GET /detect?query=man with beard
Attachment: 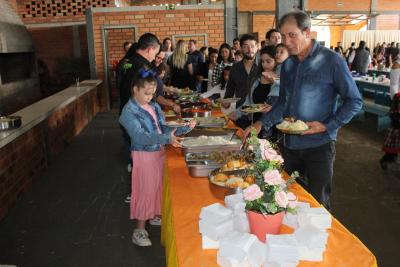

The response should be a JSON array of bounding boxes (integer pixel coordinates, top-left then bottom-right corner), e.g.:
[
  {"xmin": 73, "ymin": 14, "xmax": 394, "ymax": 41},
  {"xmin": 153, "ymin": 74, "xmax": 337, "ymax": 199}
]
[
  {"xmin": 243, "ymin": 11, "xmax": 362, "ymax": 210},
  {"xmin": 224, "ymin": 34, "xmax": 259, "ymax": 109}
]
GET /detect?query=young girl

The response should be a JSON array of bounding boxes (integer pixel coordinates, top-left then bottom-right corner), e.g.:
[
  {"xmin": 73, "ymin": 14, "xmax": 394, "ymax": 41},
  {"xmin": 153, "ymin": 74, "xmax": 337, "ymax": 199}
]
[
  {"xmin": 200, "ymin": 66, "xmax": 231, "ymax": 100},
  {"xmin": 380, "ymin": 92, "xmax": 400, "ymax": 170},
  {"xmin": 119, "ymin": 70, "xmax": 195, "ymax": 246},
  {"xmin": 233, "ymin": 46, "xmax": 278, "ymax": 128}
]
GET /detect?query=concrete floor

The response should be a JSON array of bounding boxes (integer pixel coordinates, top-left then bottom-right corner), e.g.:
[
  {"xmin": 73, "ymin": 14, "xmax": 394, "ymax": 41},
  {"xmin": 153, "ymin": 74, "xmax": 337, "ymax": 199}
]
[{"xmin": 0, "ymin": 111, "xmax": 398, "ymax": 267}]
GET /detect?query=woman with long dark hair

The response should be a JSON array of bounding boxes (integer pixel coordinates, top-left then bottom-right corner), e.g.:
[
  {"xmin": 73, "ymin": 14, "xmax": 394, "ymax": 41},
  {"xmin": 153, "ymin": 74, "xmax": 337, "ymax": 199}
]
[{"xmin": 211, "ymin": 43, "xmax": 234, "ymax": 86}]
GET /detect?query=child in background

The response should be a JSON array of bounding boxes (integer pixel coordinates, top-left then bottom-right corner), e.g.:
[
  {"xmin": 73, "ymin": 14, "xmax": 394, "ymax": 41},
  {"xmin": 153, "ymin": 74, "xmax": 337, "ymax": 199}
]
[
  {"xmin": 234, "ymin": 50, "xmax": 243, "ymax": 62},
  {"xmin": 380, "ymin": 93, "xmax": 400, "ymax": 170},
  {"xmin": 119, "ymin": 70, "xmax": 195, "ymax": 246},
  {"xmin": 200, "ymin": 66, "xmax": 231, "ymax": 100}
]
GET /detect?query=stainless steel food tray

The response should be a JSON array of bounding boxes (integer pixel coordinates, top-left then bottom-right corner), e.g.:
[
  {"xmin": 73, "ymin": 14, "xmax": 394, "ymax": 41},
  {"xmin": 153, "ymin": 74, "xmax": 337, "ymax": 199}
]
[
  {"xmin": 185, "ymin": 128, "xmax": 236, "ymax": 138},
  {"xmin": 186, "ymin": 160, "xmax": 221, "ymax": 177},
  {"xmin": 182, "ymin": 137, "xmax": 243, "ymax": 154}
]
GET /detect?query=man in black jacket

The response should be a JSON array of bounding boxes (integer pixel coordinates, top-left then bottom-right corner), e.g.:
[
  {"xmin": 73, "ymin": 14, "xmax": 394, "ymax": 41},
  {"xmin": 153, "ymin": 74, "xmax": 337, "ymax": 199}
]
[{"xmin": 119, "ymin": 33, "xmax": 160, "ymax": 113}]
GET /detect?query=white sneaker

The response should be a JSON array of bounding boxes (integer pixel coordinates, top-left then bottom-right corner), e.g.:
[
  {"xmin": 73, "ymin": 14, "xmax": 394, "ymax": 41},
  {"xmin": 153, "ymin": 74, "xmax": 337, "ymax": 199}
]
[
  {"xmin": 132, "ymin": 229, "xmax": 151, "ymax": 246},
  {"xmin": 124, "ymin": 194, "xmax": 131, "ymax": 203},
  {"xmin": 149, "ymin": 217, "xmax": 162, "ymax": 226}
]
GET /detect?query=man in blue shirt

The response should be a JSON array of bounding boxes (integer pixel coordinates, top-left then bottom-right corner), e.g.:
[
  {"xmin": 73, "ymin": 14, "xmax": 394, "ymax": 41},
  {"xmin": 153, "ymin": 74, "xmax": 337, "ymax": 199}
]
[{"xmin": 244, "ymin": 11, "xmax": 363, "ymax": 210}]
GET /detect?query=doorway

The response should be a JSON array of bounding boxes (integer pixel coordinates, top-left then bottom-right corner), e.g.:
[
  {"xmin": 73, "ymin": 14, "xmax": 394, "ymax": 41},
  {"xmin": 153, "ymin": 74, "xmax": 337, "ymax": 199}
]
[{"xmin": 101, "ymin": 25, "xmax": 137, "ymax": 108}]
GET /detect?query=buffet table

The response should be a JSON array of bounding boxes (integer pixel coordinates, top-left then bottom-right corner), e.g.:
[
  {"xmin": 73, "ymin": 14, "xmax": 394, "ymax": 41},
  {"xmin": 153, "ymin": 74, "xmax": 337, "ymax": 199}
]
[{"xmin": 161, "ymin": 146, "xmax": 378, "ymax": 267}]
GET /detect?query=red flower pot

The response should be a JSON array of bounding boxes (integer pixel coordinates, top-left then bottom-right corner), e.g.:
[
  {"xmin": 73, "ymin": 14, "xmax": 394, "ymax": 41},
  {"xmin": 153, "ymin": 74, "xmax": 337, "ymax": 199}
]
[{"xmin": 247, "ymin": 210, "xmax": 285, "ymax": 243}]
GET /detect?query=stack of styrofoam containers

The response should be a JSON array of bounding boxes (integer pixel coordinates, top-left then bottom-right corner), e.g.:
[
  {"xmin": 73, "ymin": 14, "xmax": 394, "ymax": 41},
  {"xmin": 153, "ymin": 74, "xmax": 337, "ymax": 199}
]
[
  {"xmin": 199, "ymin": 203, "xmax": 234, "ymax": 249},
  {"xmin": 264, "ymin": 234, "xmax": 299, "ymax": 266},
  {"xmin": 224, "ymin": 193, "xmax": 250, "ymax": 233},
  {"xmin": 295, "ymin": 207, "xmax": 331, "ymax": 261},
  {"xmin": 217, "ymin": 231, "xmax": 266, "ymax": 267}
]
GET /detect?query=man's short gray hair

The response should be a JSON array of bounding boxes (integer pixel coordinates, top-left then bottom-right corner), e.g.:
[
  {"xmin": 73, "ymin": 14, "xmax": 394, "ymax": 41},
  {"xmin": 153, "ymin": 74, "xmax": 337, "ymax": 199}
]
[{"xmin": 278, "ymin": 11, "xmax": 311, "ymax": 31}]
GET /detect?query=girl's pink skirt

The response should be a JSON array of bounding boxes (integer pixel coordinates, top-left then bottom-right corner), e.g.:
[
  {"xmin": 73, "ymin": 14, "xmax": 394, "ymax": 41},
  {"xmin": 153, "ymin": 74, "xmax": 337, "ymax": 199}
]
[{"xmin": 130, "ymin": 148, "xmax": 165, "ymax": 221}]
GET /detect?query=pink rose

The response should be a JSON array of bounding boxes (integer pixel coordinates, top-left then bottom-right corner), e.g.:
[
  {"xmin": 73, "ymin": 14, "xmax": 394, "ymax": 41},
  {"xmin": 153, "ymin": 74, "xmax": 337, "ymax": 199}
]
[
  {"xmin": 258, "ymin": 138, "xmax": 270, "ymax": 148},
  {"xmin": 275, "ymin": 191, "xmax": 289, "ymax": 208},
  {"xmin": 264, "ymin": 170, "xmax": 285, "ymax": 185},
  {"xmin": 287, "ymin": 192, "xmax": 298, "ymax": 209},
  {"xmin": 271, "ymin": 154, "xmax": 284, "ymax": 164},
  {"xmin": 243, "ymin": 184, "xmax": 263, "ymax": 201}
]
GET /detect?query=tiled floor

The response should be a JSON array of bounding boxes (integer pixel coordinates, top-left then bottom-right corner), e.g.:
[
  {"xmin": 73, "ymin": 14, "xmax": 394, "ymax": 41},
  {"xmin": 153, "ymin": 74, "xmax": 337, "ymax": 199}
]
[{"xmin": 0, "ymin": 111, "xmax": 398, "ymax": 267}]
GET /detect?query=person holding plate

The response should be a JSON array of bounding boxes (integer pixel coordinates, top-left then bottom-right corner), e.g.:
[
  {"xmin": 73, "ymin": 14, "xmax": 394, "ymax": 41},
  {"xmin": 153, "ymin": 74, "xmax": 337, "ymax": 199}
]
[{"xmin": 243, "ymin": 11, "xmax": 362, "ymax": 210}]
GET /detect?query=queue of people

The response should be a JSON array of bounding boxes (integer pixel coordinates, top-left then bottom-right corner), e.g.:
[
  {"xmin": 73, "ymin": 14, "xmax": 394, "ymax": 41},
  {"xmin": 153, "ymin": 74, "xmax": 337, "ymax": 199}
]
[{"xmin": 116, "ymin": 10, "xmax": 367, "ymax": 247}]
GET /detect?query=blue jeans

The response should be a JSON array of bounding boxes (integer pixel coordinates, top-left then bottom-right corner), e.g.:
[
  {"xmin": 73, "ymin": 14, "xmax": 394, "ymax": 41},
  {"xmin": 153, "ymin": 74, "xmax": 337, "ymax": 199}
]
[{"xmin": 282, "ymin": 141, "xmax": 336, "ymax": 210}]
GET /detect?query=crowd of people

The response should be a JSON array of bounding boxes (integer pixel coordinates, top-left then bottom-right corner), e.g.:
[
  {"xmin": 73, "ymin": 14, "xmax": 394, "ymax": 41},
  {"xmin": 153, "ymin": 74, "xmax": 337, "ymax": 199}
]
[{"xmin": 115, "ymin": 11, "xmax": 400, "ymax": 248}]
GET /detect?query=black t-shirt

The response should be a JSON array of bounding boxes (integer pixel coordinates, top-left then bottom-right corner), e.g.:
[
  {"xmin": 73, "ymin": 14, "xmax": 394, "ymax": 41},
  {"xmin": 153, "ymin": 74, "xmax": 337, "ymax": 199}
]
[
  {"xmin": 119, "ymin": 53, "xmax": 151, "ymax": 113},
  {"xmin": 252, "ymin": 82, "xmax": 272, "ymax": 121},
  {"xmin": 167, "ymin": 55, "xmax": 192, "ymax": 89},
  {"xmin": 252, "ymin": 82, "xmax": 272, "ymax": 104}
]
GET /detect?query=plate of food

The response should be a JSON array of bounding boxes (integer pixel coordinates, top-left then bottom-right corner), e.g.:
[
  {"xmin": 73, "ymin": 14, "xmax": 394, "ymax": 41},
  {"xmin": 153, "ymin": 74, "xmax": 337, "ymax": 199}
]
[
  {"xmin": 209, "ymin": 169, "xmax": 256, "ymax": 189},
  {"xmin": 165, "ymin": 119, "xmax": 188, "ymax": 127},
  {"xmin": 276, "ymin": 117, "xmax": 309, "ymax": 134},
  {"xmin": 164, "ymin": 110, "xmax": 177, "ymax": 118},
  {"xmin": 240, "ymin": 103, "xmax": 271, "ymax": 114}
]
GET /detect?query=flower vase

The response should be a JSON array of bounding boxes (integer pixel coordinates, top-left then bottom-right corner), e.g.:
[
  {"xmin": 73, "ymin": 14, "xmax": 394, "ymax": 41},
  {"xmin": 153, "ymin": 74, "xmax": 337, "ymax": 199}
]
[{"xmin": 247, "ymin": 210, "xmax": 285, "ymax": 242}]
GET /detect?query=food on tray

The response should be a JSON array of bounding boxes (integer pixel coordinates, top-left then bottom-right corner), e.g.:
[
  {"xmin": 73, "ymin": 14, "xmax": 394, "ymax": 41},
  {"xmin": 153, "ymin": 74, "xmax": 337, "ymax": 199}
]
[
  {"xmin": 195, "ymin": 117, "xmax": 225, "ymax": 125},
  {"xmin": 226, "ymin": 177, "xmax": 245, "ymax": 188},
  {"xmin": 165, "ymin": 119, "xmax": 187, "ymax": 127},
  {"xmin": 220, "ymin": 160, "xmax": 248, "ymax": 171},
  {"xmin": 164, "ymin": 110, "xmax": 176, "ymax": 117},
  {"xmin": 182, "ymin": 136, "xmax": 240, "ymax": 147},
  {"xmin": 240, "ymin": 103, "xmax": 271, "ymax": 113},
  {"xmin": 210, "ymin": 172, "xmax": 254, "ymax": 189},
  {"xmin": 214, "ymin": 173, "xmax": 229, "ymax": 182},
  {"xmin": 276, "ymin": 117, "xmax": 309, "ymax": 133}
]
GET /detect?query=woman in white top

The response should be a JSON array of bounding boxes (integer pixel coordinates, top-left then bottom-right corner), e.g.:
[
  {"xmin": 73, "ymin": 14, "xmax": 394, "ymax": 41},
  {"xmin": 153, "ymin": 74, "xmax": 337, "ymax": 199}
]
[{"xmin": 390, "ymin": 48, "xmax": 400, "ymax": 99}]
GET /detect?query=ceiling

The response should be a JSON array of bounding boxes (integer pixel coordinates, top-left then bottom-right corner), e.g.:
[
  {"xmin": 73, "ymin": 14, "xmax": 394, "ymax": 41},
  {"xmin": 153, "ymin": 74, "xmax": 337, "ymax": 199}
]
[{"xmin": 311, "ymin": 14, "xmax": 374, "ymax": 26}]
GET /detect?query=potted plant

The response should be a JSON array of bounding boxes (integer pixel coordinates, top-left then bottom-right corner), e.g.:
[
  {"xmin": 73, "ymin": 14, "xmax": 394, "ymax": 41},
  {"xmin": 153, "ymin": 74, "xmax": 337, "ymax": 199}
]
[{"xmin": 242, "ymin": 128, "xmax": 298, "ymax": 242}]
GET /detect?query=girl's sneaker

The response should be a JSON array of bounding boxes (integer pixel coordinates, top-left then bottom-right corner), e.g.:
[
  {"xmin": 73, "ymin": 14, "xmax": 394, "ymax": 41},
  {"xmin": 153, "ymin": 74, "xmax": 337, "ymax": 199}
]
[
  {"xmin": 149, "ymin": 217, "xmax": 162, "ymax": 226},
  {"xmin": 132, "ymin": 229, "xmax": 151, "ymax": 246}
]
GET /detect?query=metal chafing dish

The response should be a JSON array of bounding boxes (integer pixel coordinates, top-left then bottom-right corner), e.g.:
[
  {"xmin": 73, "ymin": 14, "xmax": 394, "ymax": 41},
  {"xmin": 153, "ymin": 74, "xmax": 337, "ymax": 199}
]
[
  {"xmin": 0, "ymin": 116, "xmax": 22, "ymax": 131},
  {"xmin": 181, "ymin": 136, "xmax": 243, "ymax": 154},
  {"xmin": 185, "ymin": 128, "xmax": 236, "ymax": 138},
  {"xmin": 186, "ymin": 160, "xmax": 222, "ymax": 177},
  {"xmin": 185, "ymin": 151, "xmax": 246, "ymax": 178}
]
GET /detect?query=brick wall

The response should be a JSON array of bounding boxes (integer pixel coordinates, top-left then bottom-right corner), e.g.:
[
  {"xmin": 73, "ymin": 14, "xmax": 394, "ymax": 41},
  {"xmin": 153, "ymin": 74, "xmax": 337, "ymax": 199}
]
[
  {"xmin": 90, "ymin": 6, "xmax": 225, "ymax": 83},
  {"xmin": 252, "ymin": 14, "xmax": 275, "ymax": 42},
  {"xmin": 17, "ymin": 0, "xmax": 114, "ymax": 24},
  {"xmin": 0, "ymin": 83, "xmax": 103, "ymax": 220},
  {"xmin": 30, "ymin": 26, "xmax": 75, "ymax": 75}
]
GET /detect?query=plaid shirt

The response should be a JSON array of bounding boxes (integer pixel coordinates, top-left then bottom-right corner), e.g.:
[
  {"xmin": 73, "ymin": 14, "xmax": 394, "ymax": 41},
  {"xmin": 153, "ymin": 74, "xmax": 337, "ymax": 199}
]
[{"xmin": 211, "ymin": 61, "xmax": 233, "ymax": 87}]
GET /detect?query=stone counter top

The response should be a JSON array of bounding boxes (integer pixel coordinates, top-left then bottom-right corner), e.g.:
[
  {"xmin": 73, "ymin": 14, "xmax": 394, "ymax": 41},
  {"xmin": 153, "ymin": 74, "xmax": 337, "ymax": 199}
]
[{"xmin": 0, "ymin": 80, "xmax": 102, "ymax": 149}]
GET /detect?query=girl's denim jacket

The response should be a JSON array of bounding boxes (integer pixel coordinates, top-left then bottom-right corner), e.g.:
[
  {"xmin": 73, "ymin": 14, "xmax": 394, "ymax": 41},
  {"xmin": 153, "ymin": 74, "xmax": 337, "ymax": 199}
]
[{"xmin": 119, "ymin": 98, "xmax": 191, "ymax": 151}]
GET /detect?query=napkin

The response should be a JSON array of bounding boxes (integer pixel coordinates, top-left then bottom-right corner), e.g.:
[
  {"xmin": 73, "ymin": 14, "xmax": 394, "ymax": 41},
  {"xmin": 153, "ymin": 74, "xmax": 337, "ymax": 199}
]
[
  {"xmin": 200, "ymin": 203, "xmax": 233, "ymax": 221},
  {"xmin": 294, "ymin": 225, "xmax": 328, "ymax": 248},
  {"xmin": 199, "ymin": 216, "xmax": 234, "ymax": 241},
  {"xmin": 217, "ymin": 251, "xmax": 251, "ymax": 267},
  {"xmin": 265, "ymin": 234, "xmax": 299, "ymax": 263},
  {"xmin": 298, "ymin": 245, "xmax": 325, "ymax": 261},
  {"xmin": 298, "ymin": 207, "xmax": 331, "ymax": 230},
  {"xmin": 219, "ymin": 232, "xmax": 258, "ymax": 262},
  {"xmin": 232, "ymin": 212, "xmax": 250, "ymax": 233},
  {"xmin": 247, "ymin": 238, "xmax": 266, "ymax": 267},
  {"xmin": 202, "ymin": 234, "xmax": 219, "ymax": 249},
  {"xmin": 225, "ymin": 193, "xmax": 246, "ymax": 214}
]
